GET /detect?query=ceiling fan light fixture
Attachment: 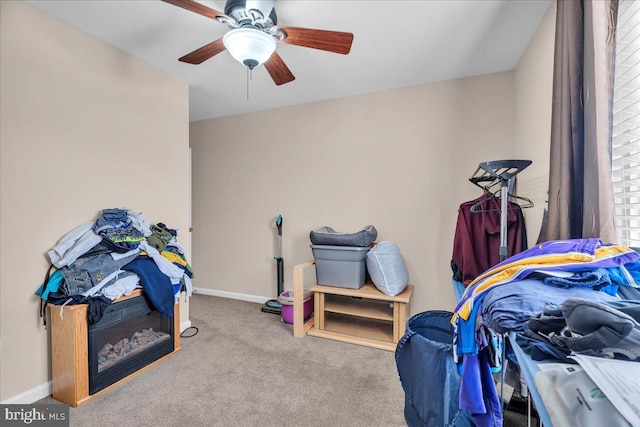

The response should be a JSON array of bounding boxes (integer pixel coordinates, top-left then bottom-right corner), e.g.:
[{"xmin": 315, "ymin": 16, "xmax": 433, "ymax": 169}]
[{"xmin": 223, "ymin": 28, "xmax": 276, "ymax": 69}]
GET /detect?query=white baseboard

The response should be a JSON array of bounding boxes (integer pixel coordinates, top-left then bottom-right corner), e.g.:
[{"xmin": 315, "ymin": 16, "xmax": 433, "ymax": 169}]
[
  {"xmin": 193, "ymin": 287, "xmax": 271, "ymax": 304},
  {"xmin": 1, "ymin": 381, "xmax": 52, "ymax": 404},
  {"xmin": 180, "ymin": 320, "xmax": 192, "ymax": 333}
]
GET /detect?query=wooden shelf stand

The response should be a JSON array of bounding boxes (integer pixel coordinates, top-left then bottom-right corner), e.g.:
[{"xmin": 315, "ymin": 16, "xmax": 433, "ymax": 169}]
[
  {"xmin": 50, "ymin": 289, "xmax": 181, "ymax": 407},
  {"xmin": 293, "ymin": 260, "xmax": 413, "ymax": 351}
]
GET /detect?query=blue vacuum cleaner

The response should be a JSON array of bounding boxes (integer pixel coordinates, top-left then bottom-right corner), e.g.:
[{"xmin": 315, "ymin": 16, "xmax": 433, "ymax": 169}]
[{"xmin": 262, "ymin": 214, "xmax": 284, "ymax": 315}]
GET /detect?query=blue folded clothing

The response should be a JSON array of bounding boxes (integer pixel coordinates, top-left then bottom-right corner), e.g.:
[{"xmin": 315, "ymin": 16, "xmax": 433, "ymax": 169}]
[
  {"xmin": 542, "ymin": 268, "xmax": 617, "ymax": 295},
  {"xmin": 481, "ymin": 278, "xmax": 619, "ymax": 334}
]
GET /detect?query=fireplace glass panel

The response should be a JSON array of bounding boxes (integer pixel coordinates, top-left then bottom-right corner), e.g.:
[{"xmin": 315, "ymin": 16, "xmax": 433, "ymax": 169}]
[{"xmin": 88, "ymin": 296, "xmax": 174, "ymax": 395}]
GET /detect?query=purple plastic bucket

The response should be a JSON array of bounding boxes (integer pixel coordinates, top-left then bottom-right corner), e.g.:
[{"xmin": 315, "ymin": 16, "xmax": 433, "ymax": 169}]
[{"xmin": 279, "ymin": 291, "xmax": 313, "ymax": 324}]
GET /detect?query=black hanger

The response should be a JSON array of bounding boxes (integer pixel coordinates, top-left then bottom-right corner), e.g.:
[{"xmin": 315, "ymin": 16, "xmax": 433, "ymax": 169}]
[
  {"xmin": 469, "ymin": 160, "xmax": 534, "ymax": 213},
  {"xmin": 470, "ymin": 190, "xmax": 534, "ymax": 213},
  {"xmin": 469, "ymin": 160, "xmax": 532, "ymax": 190}
]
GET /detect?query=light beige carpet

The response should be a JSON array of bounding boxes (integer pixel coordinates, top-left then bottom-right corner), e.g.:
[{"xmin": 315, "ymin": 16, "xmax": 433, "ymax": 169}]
[{"xmin": 39, "ymin": 293, "xmax": 407, "ymax": 427}]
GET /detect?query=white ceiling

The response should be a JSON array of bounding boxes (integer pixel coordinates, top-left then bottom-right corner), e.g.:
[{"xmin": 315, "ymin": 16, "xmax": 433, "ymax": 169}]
[{"xmin": 26, "ymin": 0, "xmax": 552, "ymax": 121}]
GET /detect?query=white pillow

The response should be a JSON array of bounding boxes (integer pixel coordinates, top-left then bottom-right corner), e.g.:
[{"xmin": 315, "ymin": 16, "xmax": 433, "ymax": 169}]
[{"xmin": 366, "ymin": 241, "xmax": 409, "ymax": 296}]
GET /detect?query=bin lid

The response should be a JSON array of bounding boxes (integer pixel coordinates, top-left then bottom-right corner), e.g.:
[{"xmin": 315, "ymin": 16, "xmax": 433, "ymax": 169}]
[{"xmin": 277, "ymin": 290, "xmax": 313, "ymax": 305}]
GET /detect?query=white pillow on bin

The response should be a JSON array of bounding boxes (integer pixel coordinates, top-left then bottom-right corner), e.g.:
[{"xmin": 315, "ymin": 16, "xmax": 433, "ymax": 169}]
[{"xmin": 366, "ymin": 241, "xmax": 409, "ymax": 296}]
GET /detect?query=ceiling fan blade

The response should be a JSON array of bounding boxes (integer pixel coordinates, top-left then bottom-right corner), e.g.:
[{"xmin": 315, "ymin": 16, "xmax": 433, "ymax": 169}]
[
  {"xmin": 178, "ymin": 38, "xmax": 226, "ymax": 64},
  {"xmin": 245, "ymin": 0, "xmax": 275, "ymax": 20},
  {"xmin": 161, "ymin": 0, "xmax": 229, "ymax": 22},
  {"xmin": 264, "ymin": 52, "xmax": 295, "ymax": 85},
  {"xmin": 278, "ymin": 26, "xmax": 354, "ymax": 55}
]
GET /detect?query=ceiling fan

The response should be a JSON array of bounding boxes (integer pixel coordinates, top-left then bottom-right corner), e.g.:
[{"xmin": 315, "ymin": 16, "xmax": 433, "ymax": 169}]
[{"xmin": 162, "ymin": 0, "xmax": 354, "ymax": 85}]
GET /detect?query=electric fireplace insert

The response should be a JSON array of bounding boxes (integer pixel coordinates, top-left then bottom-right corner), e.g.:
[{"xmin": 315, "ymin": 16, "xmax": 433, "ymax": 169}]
[{"xmin": 88, "ymin": 295, "xmax": 174, "ymax": 395}]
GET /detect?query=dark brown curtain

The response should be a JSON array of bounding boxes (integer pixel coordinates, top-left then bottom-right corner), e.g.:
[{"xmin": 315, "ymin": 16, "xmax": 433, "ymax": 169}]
[{"xmin": 539, "ymin": 0, "xmax": 619, "ymax": 243}]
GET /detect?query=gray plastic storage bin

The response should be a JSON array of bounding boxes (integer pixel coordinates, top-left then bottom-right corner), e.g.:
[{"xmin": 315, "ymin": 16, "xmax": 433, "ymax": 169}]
[{"xmin": 311, "ymin": 244, "xmax": 371, "ymax": 289}]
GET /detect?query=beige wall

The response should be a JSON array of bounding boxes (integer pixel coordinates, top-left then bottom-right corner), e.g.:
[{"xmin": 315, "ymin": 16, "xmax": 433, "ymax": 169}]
[
  {"xmin": 0, "ymin": 2, "xmax": 190, "ymax": 401},
  {"xmin": 514, "ymin": 1, "xmax": 556, "ymax": 246},
  {"xmin": 190, "ymin": 71, "xmax": 516, "ymax": 314},
  {"xmin": 189, "ymin": 2, "xmax": 556, "ymax": 318}
]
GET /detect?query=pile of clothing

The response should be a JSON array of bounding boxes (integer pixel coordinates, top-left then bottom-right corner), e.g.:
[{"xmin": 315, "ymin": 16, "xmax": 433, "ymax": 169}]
[
  {"xmin": 36, "ymin": 208, "xmax": 193, "ymax": 325},
  {"xmin": 451, "ymin": 238, "xmax": 640, "ymax": 427}
]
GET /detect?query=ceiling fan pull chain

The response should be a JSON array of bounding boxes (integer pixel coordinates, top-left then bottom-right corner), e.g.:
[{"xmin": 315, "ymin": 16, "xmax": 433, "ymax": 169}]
[{"xmin": 246, "ymin": 66, "xmax": 250, "ymax": 100}]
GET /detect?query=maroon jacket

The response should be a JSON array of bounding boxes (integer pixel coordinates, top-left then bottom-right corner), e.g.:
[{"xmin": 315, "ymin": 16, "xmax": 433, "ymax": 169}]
[{"xmin": 452, "ymin": 193, "xmax": 528, "ymax": 286}]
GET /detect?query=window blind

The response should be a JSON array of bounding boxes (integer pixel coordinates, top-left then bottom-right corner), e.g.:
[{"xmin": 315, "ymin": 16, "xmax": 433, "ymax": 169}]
[{"xmin": 612, "ymin": 0, "xmax": 640, "ymax": 247}]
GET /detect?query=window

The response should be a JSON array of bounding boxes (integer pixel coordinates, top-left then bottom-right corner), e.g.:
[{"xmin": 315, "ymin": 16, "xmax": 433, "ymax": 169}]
[{"xmin": 612, "ymin": 0, "xmax": 640, "ymax": 247}]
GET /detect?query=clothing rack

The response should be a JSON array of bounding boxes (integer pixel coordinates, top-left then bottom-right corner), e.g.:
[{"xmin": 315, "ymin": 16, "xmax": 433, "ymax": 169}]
[
  {"xmin": 469, "ymin": 160, "xmax": 532, "ymax": 418},
  {"xmin": 469, "ymin": 160, "xmax": 532, "ymax": 262}
]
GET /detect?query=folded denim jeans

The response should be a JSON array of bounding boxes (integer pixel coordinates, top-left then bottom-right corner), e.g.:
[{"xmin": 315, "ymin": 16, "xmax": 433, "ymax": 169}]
[{"xmin": 59, "ymin": 251, "xmax": 139, "ymax": 297}]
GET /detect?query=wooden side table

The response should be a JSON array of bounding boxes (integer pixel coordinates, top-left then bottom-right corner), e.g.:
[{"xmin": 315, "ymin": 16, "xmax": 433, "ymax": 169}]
[{"xmin": 292, "ymin": 260, "xmax": 413, "ymax": 351}]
